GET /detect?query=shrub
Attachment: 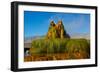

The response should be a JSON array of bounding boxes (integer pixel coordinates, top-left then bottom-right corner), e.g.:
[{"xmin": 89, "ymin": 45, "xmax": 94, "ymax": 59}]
[
  {"xmin": 30, "ymin": 38, "xmax": 69, "ymax": 55},
  {"xmin": 66, "ymin": 39, "xmax": 90, "ymax": 58},
  {"xmin": 30, "ymin": 38, "xmax": 90, "ymax": 59}
]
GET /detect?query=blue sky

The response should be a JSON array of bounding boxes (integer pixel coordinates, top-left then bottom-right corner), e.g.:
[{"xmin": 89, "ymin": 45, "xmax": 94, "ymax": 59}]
[{"xmin": 24, "ymin": 11, "xmax": 90, "ymax": 38}]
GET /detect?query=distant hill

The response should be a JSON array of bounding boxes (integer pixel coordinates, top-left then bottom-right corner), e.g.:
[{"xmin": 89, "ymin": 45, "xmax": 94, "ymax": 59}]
[
  {"xmin": 71, "ymin": 33, "xmax": 90, "ymax": 40},
  {"xmin": 24, "ymin": 36, "xmax": 44, "ymax": 48},
  {"xmin": 24, "ymin": 36, "xmax": 45, "ymax": 43}
]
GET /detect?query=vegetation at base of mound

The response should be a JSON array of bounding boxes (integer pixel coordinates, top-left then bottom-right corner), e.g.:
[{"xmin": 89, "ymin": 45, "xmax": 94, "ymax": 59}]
[
  {"xmin": 29, "ymin": 38, "xmax": 90, "ymax": 59},
  {"xmin": 30, "ymin": 38, "xmax": 69, "ymax": 54}
]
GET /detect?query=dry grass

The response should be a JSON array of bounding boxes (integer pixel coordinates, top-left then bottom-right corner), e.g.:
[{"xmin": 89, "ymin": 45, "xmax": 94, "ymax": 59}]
[{"xmin": 24, "ymin": 39, "xmax": 90, "ymax": 62}]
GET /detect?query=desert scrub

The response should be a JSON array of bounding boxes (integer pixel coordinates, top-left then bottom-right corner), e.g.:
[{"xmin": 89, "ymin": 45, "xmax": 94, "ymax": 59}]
[
  {"xmin": 66, "ymin": 39, "xmax": 90, "ymax": 59},
  {"xmin": 30, "ymin": 38, "xmax": 69, "ymax": 55},
  {"xmin": 47, "ymin": 38, "xmax": 69, "ymax": 54},
  {"xmin": 30, "ymin": 38, "xmax": 90, "ymax": 59}
]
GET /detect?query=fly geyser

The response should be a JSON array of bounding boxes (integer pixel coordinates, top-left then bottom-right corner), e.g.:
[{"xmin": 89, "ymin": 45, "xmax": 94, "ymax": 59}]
[
  {"xmin": 46, "ymin": 20, "xmax": 70, "ymax": 39},
  {"xmin": 24, "ymin": 20, "xmax": 90, "ymax": 62}
]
